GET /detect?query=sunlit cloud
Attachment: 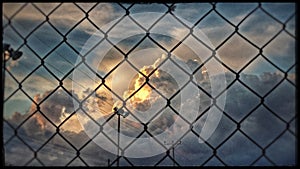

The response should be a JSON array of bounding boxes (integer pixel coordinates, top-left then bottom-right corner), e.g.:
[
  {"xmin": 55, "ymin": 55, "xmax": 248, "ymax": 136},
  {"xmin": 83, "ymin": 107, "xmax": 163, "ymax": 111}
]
[{"xmin": 3, "ymin": 2, "xmax": 296, "ymax": 166}]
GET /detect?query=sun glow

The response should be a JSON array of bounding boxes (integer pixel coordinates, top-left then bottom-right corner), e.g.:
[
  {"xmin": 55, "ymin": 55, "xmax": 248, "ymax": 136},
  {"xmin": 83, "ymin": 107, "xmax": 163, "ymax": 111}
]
[
  {"xmin": 132, "ymin": 69, "xmax": 152, "ymax": 103},
  {"xmin": 123, "ymin": 54, "xmax": 166, "ymax": 106}
]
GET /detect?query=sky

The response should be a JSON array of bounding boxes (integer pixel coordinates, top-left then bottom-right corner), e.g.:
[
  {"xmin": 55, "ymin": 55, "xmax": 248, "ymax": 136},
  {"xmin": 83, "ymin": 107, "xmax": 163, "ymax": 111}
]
[{"xmin": 2, "ymin": 2, "xmax": 296, "ymax": 166}]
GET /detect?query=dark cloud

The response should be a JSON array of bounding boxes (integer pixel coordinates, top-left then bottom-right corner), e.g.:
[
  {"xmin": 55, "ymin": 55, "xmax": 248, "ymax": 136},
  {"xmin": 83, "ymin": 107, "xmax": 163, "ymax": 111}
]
[
  {"xmin": 240, "ymin": 72, "xmax": 283, "ymax": 96},
  {"xmin": 132, "ymin": 100, "xmax": 151, "ymax": 112},
  {"xmin": 170, "ymin": 71, "xmax": 295, "ymax": 166},
  {"xmin": 37, "ymin": 90, "xmax": 76, "ymax": 124},
  {"xmin": 4, "ymin": 71, "xmax": 295, "ymax": 166},
  {"xmin": 150, "ymin": 70, "xmax": 179, "ymax": 98},
  {"xmin": 239, "ymin": 9, "xmax": 282, "ymax": 47}
]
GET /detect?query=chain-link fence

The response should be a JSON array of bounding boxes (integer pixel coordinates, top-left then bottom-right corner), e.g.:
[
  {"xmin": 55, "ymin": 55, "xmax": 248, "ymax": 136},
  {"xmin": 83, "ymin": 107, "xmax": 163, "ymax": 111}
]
[{"xmin": 2, "ymin": 2, "xmax": 297, "ymax": 166}]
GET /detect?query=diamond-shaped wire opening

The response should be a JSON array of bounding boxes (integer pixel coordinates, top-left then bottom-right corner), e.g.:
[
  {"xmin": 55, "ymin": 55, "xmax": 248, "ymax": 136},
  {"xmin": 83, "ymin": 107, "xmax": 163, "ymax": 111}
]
[
  {"xmin": 66, "ymin": 19, "xmax": 105, "ymax": 55},
  {"xmin": 48, "ymin": 3, "xmax": 85, "ymax": 35},
  {"xmin": 240, "ymin": 106, "xmax": 286, "ymax": 148},
  {"xmin": 217, "ymin": 34, "xmax": 258, "ymax": 72},
  {"xmin": 85, "ymin": 39, "xmax": 124, "ymax": 78},
  {"xmin": 196, "ymin": 109, "xmax": 237, "ymax": 148},
  {"xmin": 37, "ymin": 134, "xmax": 77, "ymax": 166},
  {"xmin": 194, "ymin": 11, "xmax": 235, "ymax": 47},
  {"xmin": 239, "ymin": 9, "xmax": 282, "ymax": 47},
  {"xmin": 217, "ymin": 131, "xmax": 261, "ymax": 166},
  {"xmin": 220, "ymin": 81, "xmax": 260, "ymax": 122},
  {"xmin": 172, "ymin": 81, "xmax": 212, "ymax": 122},
  {"xmin": 107, "ymin": 18, "xmax": 145, "ymax": 54},
  {"xmin": 171, "ymin": 36, "xmax": 212, "ymax": 73},
  {"xmin": 11, "ymin": 3, "xmax": 45, "ymax": 37},
  {"xmin": 27, "ymin": 22, "xmax": 63, "ymax": 57},
  {"xmin": 239, "ymin": 56, "xmax": 284, "ymax": 97},
  {"xmin": 263, "ymin": 31, "xmax": 295, "ymax": 72},
  {"xmin": 264, "ymin": 80, "xmax": 295, "ymax": 122},
  {"xmin": 21, "ymin": 67, "xmax": 59, "ymax": 104},
  {"xmin": 44, "ymin": 43, "xmax": 78, "ymax": 80}
]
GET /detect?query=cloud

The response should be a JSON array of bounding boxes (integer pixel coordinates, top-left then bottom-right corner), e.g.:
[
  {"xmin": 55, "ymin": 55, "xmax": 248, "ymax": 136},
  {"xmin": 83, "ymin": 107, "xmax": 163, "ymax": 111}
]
[
  {"xmin": 240, "ymin": 72, "xmax": 284, "ymax": 96},
  {"xmin": 5, "ymin": 69, "xmax": 296, "ymax": 166},
  {"xmin": 3, "ymin": 3, "xmax": 122, "ymax": 35},
  {"xmin": 216, "ymin": 3, "xmax": 258, "ymax": 25},
  {"xmin": 6, "ymin": 89, "xmax": 79, "ymax": 132},
  {"xmin": 4, "ymin": 88, "xmax": 117, "ymax": 166},
  {"xmin": 3, "ymin": 2, "xmax": 296, "ymax": 166},
  {"xmin": 217, "ymin": 34, "xmax": 258, "ymax": 72},
  {"xmin": 239, "ymin": 9, "xmax": 282, "ymax": 47}
]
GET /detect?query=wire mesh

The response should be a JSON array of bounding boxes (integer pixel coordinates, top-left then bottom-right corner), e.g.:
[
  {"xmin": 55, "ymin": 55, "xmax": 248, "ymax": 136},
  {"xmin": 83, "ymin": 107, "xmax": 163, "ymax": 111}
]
[{"xmin": 2, "ymin": 2, "xmax": 297, "ymax": 166}]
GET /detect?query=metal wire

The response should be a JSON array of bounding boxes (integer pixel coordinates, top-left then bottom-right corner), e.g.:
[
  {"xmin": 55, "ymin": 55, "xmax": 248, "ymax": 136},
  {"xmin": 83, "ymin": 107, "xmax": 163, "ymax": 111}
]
[{"xmin": 2, "ymin": 2, "xmax": 297, "ymax": 166}]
